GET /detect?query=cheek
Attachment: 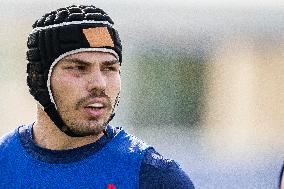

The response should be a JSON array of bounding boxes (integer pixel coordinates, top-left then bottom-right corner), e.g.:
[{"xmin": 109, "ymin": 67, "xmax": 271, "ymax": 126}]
[
  {"xmin": 51, "ymin": 74, "xmax": 85, "ymax": 102},
  {"xmin": 107, "ymin": 75, "xmax": 121, "ymax": 94}
]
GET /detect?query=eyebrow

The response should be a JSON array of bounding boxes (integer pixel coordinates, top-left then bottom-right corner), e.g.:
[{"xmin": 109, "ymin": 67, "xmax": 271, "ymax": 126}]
[{"xmin": 63, "ymin": 58, "xmax": 119, "ymax": 66}]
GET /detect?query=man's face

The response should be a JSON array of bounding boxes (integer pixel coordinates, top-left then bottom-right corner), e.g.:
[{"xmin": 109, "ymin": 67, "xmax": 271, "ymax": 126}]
[{"xmin": 50, "ymin": 51, "xmax": 121, "ymax": 136}]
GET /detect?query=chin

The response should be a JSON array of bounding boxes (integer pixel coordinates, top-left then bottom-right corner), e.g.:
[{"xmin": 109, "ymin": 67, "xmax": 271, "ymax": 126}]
[{"xmin": 64, "ymin": 119, "xmax": 107, "ymax": 137}]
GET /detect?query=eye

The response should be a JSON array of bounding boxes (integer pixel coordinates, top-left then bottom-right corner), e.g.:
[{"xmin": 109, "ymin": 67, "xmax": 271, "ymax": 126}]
[
  {"xmin": 75, "ymin": 65, "xmax": 86, "ymax": 70},
  {"xmin": 102, "ymin": 65, "xmax": 119, "ymax": 72},
  {"xmin": 65, "ymin": 65, "xmax": 86, "ymax": 71}
]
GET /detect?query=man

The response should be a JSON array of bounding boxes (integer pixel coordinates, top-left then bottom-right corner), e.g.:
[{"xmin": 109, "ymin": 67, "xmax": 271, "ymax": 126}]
[{"xmin": 0, "ymin": 5, "xmax": 195, "ymax": 189}]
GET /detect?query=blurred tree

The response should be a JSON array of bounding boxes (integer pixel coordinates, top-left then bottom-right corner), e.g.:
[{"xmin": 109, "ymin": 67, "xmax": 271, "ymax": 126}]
[{"xmin": 129, "ymin": 53, "xmax": 206, "ymax": 127}]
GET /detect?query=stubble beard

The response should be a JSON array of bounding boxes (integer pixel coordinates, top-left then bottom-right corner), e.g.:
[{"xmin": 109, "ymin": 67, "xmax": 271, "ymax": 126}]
[
  {"xmin": 61, "ymin": 109, "xmax": 113, "ymax": 137},
  {"xmin": 55, "ymin": 93, "xmax": 118, "ymax": 137}
]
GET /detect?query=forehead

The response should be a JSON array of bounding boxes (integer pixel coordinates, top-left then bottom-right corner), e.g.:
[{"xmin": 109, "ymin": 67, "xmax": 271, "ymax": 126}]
[{"xmin": 60, "ymin": 51, "xmax": 118, "ymax": 64}]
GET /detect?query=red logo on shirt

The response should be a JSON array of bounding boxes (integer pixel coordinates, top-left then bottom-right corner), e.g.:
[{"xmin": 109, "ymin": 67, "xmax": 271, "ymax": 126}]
[{"xmin": 108, "ymin": 184, "xmax": 117, "ymax": 189}]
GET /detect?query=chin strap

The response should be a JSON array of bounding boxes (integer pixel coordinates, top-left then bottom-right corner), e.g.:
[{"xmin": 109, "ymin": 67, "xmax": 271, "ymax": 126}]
[
  {"xmin": 44, "ymin": 104, "xmax": 117, "ymax": 138},
  {"xmin": 102, "ymin": 93, "xmax": 119, "ymax": 138},
  {"xmin": 44, "ymin": 102, "xmax": 85, "ymax": 137},
  {"xmin": 103, "ymin": 127, "xmax": 110, "ymax": 139}
]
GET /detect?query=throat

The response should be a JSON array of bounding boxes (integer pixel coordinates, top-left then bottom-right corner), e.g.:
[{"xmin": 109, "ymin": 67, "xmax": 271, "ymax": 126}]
[
  {"xmin": 33, "ymin": 121, "xmax": 103, "ymax": 151},
  {"xmin": 34, "ymin": 105, "xmax": 104, "ymax": 150}
]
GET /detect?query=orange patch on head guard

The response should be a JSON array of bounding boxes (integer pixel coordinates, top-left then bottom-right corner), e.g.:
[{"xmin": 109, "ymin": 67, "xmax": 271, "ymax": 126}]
[{"xmin": 83, "ymin": 27, "xmax": 114, "ymax": 48}]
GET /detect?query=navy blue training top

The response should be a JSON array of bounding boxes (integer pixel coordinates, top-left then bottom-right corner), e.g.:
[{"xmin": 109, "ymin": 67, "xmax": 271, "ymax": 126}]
[{"xmin": 0, "ymin": 124, "xmax": 195, "ymax": 189}]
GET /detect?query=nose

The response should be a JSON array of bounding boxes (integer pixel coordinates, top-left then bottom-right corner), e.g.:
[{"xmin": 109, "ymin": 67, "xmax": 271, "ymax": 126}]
[{"xmin": 86, "ymin": 68, "xmax": 107, "ymax": 93}]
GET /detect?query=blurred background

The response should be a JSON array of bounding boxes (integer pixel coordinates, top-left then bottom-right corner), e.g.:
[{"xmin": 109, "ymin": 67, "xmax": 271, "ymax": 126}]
[{"xmin": 0, "ymin": 0, "xmax": 283, "ymax": 188}]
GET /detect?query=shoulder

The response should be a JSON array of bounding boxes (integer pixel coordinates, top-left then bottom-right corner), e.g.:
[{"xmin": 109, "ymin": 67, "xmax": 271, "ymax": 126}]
[
  {"xmin": 111, "ymin": 127, "xmax": 150, "ymax": 153},
  {"xmin": 139, "ymin": 148, "xmax": 195, "ymax": 189}
]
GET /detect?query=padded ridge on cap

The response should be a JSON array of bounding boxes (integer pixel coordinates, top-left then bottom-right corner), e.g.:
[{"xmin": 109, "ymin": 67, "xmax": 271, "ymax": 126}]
[
  {"xmin": 54, "ymin": 10, "xmax": 68, "ymax": 24},
  {"xmin": 44, "ymin": 14, "xmax": 56, "ymax": 26},
  {"xmin": 67, "ymin": 13, "xmax": 85, "ymax": 21},
  {"xmin": 32, "ymin": 5, "xmax": 111, "ymax": 29},
  {"xmin": 68, "ymin": 7, "xmax": 83, "ymax": 13},
  {"xmin": 83, "ymin": 7, "xmax": 99, "ymax": 13},
  {"xmin": 27, "ymin": 32, "xmax": 38, "ymax": 48}
]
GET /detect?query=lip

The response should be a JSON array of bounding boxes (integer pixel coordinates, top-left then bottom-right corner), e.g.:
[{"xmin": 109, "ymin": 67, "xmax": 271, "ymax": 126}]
[
  {"xmin": 82, "ymin": 97, "xmax": 109, "ymax": 117},
  {"xmin": 84, "ymin": 106, "xmax": 107, "ymax": 117}
]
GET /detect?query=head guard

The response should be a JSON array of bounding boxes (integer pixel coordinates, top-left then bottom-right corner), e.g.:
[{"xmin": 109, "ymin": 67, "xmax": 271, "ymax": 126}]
[{"xmin": 26, "ymin": 5, "xmax": 122, "ymax": 137}]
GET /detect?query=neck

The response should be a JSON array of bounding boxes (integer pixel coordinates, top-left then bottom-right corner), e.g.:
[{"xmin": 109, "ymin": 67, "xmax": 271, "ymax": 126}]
[{"xmin": 33, "ymin": 104, "xmax": 104, "ymax": 150}]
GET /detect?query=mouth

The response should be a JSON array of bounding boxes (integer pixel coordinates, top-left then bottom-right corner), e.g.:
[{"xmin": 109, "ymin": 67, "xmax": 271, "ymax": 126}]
[
  {"xmin": 86, "ymin": 102, "xmax": 105, "ymax": 109},
  {"xmin": 83, "ymin": 100, "xmax": 109, "ymax": 117}
]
